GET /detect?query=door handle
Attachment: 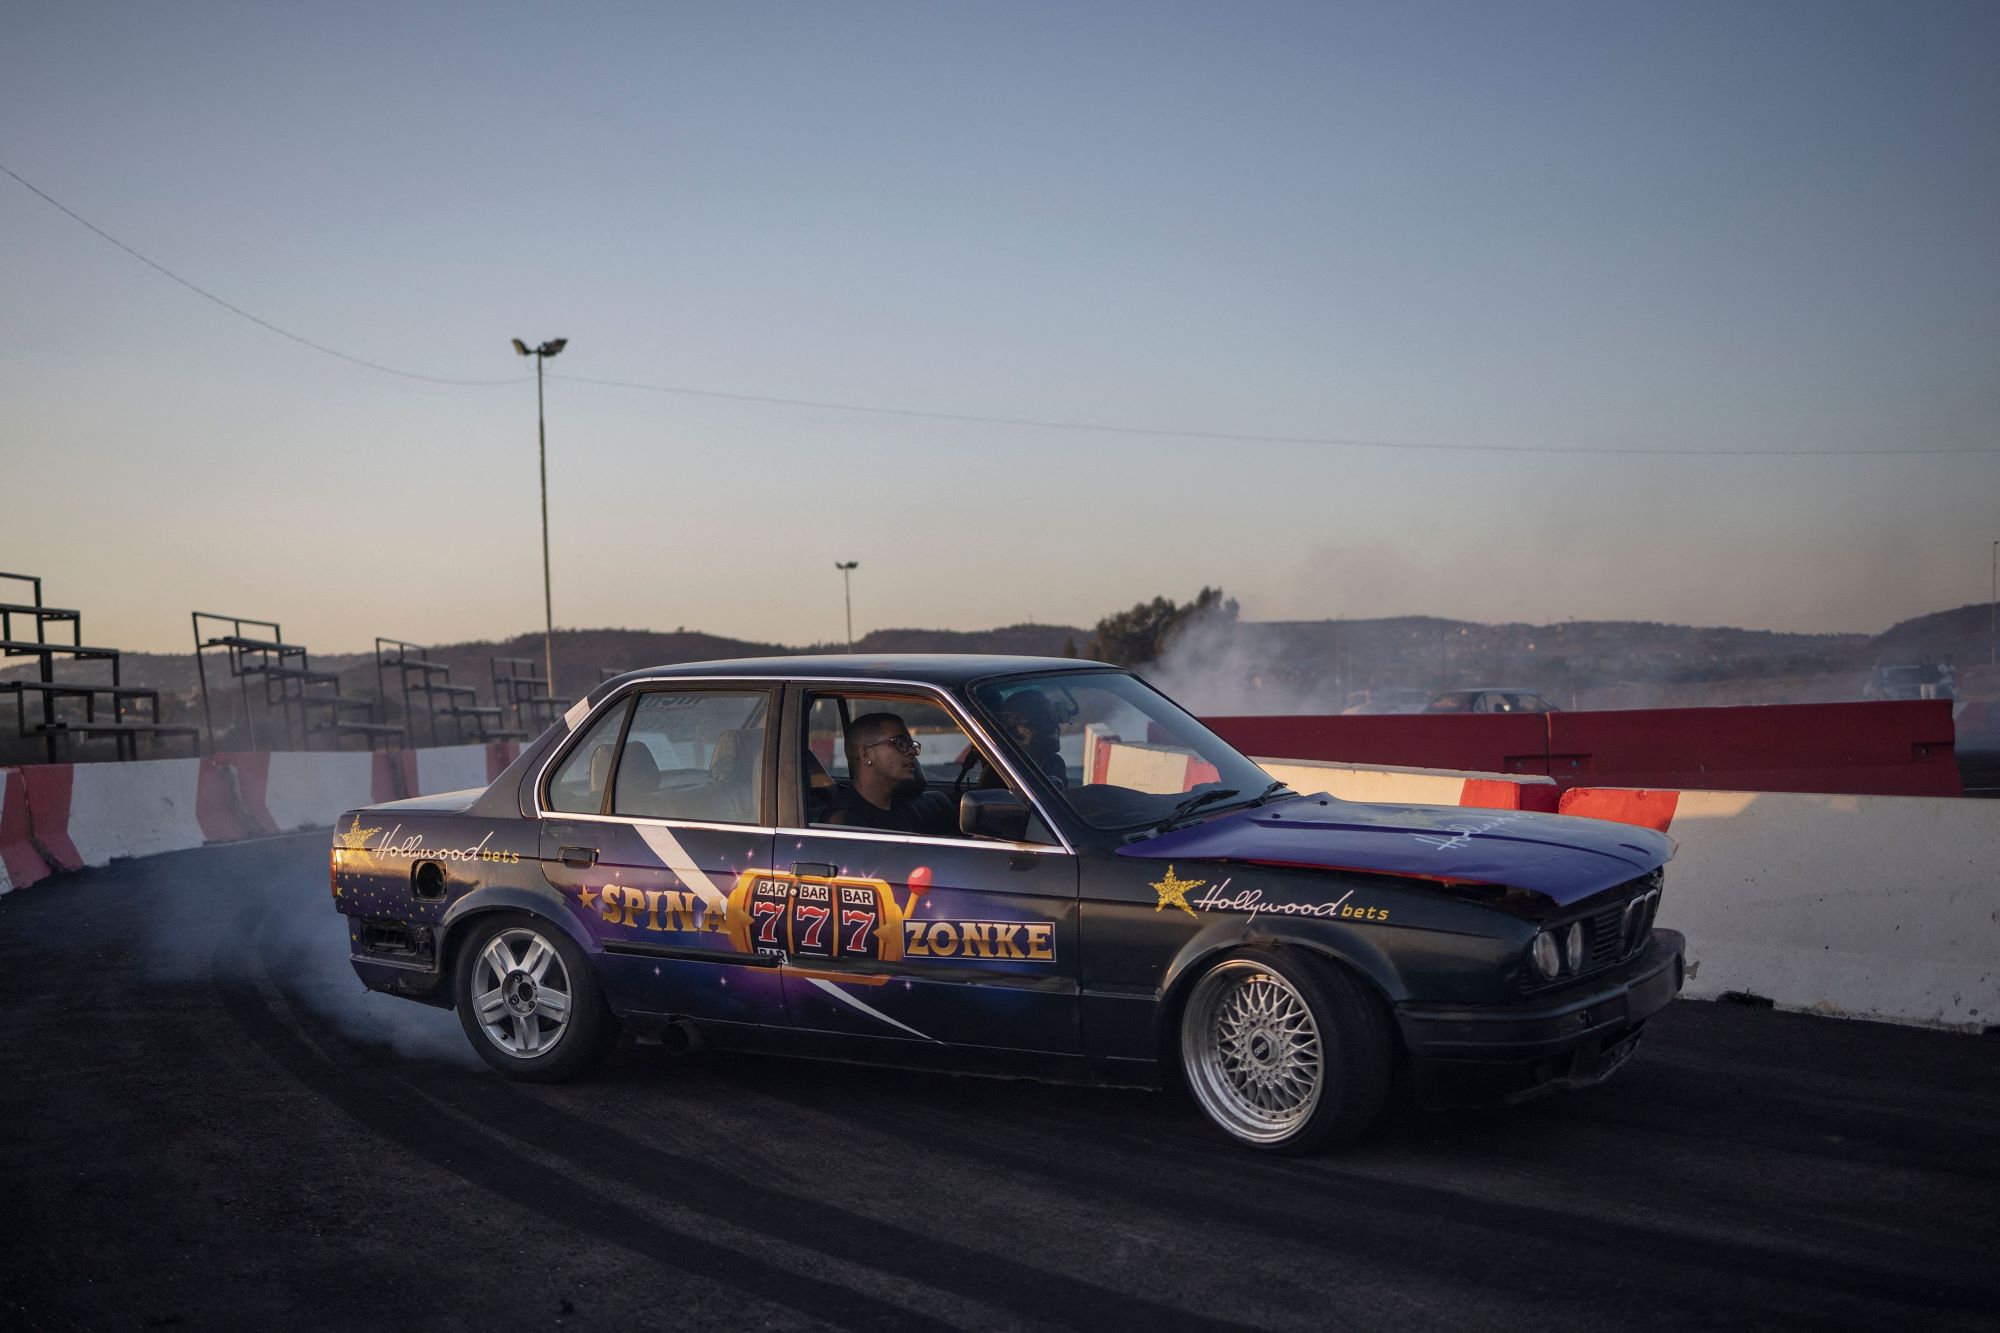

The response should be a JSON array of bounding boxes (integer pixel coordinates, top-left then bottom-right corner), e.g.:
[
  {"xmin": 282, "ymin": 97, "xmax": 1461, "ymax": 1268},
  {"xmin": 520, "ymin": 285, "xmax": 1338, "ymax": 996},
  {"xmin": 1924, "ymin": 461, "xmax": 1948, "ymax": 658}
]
[
  {"xmin": 560, "ymin": 845, "xmax": 599, "ymax": 869},
  {"xmin": 791, "ymin": 861, "xmax": 838, "ymax": 879}
]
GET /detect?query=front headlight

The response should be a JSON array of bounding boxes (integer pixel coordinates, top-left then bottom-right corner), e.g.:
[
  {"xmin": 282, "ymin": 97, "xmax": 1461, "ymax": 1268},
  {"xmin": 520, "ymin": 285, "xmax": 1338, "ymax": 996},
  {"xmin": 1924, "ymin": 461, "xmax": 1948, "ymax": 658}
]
[
  {"xmin": 1530, "ymin": 930, "xmax": 1561, "ymax": 980},
  {"xmin": 1565, "ymin": 921, "xmax": 1586, "ymax": 972}
]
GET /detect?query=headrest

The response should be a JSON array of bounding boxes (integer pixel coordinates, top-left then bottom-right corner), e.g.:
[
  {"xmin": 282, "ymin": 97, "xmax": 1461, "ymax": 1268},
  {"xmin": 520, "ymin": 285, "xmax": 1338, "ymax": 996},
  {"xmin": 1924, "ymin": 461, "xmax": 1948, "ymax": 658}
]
[
  {"xmin": 710, "ymin": 728, "xmax": 763, "ymax": 782},
  {"xmin": 803, "ymin": 747, "xmax": 834, "ymax": 790},
  {"xmin": 587, "ymin": 744, "xmax": 614, "ymax": 794},
  {"xmin": 619, "ymin": 744, "xmax": 661, "ymax": 786}
]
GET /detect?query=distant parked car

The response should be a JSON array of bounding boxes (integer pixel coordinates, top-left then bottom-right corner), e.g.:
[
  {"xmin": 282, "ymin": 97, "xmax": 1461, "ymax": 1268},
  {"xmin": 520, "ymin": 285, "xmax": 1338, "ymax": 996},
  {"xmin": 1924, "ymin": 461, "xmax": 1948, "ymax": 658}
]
[
  {"xmin": 1340, "ymin": 687, "xmax": 1432, "ymax": 715},
  {"xmin": 1424, "ymin": 688, "xmax": 1561, "ymax": 715},
  {"xmin": 1863, "ymin": 663, "xmax": 1955, "ymax": 702}
]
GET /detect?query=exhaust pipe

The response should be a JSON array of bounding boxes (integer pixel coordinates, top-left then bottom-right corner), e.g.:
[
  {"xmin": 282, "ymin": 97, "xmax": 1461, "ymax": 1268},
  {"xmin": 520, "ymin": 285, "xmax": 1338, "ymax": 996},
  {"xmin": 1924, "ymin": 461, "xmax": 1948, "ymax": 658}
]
[{"xmin": 658, "ymin": 1019, "xmax": 703, "ymax": 1056}]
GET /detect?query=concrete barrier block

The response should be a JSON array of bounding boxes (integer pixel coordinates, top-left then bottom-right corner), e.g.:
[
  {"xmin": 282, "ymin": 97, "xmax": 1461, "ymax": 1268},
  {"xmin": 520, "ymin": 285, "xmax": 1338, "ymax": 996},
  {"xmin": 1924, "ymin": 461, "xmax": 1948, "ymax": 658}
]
[
  {"xmin": 197, "ymin": 752, "xmax": 278, "ymax": 842},
  {"xmin": 414, "ymin": 744, "xmax": 490, "ymax": 796},
  {"xmin": 1647, "ymin": 789, "xmax": 1995, "ymax": 1029},
  {"xmin": 1255, "ymin": 757, "xmax": 1558, "ymax": 811},
  {"xmin": 62, "ymin": 757, "xmax": 207, "ymax": 867},
  {"xmin": 0, "ymin": 768, "xmax": 53, "ymax": 894},
  {"xmin": 266, "ymin": 750, "xmax": 377, "ymax": 832}
]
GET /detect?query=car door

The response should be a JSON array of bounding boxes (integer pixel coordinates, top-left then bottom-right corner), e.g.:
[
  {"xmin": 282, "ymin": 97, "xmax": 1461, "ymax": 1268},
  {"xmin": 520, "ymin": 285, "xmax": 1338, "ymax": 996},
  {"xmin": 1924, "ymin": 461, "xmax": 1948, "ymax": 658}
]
[
  {"xmin": 769, "ymin": 684, "xmax": 1081, "ymax": 1053},
  {"xmin": 536, "ymin": 683, "xmax": 787, "ymax": 1027}
]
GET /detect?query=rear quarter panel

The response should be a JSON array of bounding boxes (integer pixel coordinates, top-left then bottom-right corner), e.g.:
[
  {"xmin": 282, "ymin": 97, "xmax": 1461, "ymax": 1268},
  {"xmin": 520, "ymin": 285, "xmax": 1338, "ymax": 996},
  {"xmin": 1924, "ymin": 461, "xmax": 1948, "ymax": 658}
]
[{"xmin": 331, "ymin": 807, "xmax": 579, "ymax": 993}]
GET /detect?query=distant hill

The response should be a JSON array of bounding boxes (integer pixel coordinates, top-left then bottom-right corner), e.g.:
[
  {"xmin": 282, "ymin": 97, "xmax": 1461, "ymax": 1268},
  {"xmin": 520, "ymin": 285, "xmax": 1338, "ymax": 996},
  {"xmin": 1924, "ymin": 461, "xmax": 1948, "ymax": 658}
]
[{"xmin": 1867, "ymin": 603, "xmax": 1993, "ymax": 668}]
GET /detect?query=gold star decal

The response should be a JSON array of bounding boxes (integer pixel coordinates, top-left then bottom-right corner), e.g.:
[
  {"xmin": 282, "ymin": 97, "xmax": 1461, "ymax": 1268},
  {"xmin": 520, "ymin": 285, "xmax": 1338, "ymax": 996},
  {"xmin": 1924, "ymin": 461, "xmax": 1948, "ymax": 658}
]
[
  {"xmin": 334, "ymin": 815, "xmax": 380, "ymax": 853},
  {"xmin": 579, "ymin": 885, "xmax": 598, "ymax": 911},
  {"xmin": 1151, "ymin": 865, "xmax": 1204, "ymax": 918}
]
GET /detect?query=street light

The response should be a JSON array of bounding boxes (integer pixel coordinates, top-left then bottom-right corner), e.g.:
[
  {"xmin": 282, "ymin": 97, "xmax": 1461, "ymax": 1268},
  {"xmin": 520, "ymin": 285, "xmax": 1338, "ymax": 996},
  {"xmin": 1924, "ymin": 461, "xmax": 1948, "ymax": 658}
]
[
  {"xmin": 835, "ymin": 561, "xmax": 859, "ymax": 651},
  {"xmin": 512, "ymin": 337, "xmax": 568, "ymax": 693}
]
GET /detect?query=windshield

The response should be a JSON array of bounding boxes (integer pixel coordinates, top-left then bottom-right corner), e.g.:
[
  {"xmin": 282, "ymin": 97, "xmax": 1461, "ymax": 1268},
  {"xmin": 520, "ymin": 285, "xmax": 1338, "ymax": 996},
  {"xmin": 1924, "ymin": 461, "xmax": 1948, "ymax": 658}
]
[{"xmin": 970, "ymin": 669, "xmax": 1281, "ymax": 832}]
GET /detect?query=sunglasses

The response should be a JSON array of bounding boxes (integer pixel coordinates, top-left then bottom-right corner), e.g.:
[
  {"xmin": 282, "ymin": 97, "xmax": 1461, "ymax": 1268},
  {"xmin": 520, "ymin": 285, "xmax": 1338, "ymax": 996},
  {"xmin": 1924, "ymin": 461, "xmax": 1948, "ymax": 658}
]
[{"xmin": 862, "ymin": 735, "xmax": 922, "ymax": 756}]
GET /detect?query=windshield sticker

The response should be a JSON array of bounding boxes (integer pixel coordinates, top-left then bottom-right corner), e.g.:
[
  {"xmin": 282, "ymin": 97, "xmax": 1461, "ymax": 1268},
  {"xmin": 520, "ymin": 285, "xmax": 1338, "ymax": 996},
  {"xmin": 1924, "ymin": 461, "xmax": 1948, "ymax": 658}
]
[
  {"xmin": 1150, "ymin": 864, "xmax": 1204, "ymax": 918},
  {"xmin": 1410, "ymin": 812, "xmax": 1527, "ymax": 853},
  {"xmin": 1192, "ymin": 881, "xmax": 1391, "ymax": 923}
]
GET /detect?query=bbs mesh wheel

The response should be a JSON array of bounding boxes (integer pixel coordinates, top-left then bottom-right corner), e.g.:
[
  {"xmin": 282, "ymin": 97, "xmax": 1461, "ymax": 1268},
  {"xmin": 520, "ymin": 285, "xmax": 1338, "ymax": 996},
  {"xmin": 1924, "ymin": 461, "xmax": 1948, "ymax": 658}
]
[{"xmin": 1180, "ymin": 948, "xmax": 1391, "ymax": 1153}]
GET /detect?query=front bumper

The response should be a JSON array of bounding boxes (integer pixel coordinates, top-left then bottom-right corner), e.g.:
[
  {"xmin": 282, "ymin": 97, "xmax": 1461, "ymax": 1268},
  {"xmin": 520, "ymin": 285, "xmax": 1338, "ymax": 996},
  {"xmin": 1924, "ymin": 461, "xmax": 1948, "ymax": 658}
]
[{"xmin": 1396, "ymin": 928, "xmax": 1685, "ymax": 1106}]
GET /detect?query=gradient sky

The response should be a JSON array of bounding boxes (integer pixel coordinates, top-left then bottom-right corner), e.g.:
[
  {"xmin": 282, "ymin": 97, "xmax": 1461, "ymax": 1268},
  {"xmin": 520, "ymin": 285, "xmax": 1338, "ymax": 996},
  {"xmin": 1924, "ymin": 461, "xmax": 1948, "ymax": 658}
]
[{"xmin": 4, "ymin": 1, "xmax": 1996, "ymax": 654}]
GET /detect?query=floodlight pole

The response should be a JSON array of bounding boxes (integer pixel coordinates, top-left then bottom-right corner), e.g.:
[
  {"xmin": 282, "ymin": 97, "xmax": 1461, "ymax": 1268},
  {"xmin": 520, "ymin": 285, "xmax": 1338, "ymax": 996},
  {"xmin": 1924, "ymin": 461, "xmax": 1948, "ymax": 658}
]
[
  {"xmin": 513, "ymin": 338, "xmax": 568, "ymax": 693},
  {"xmin": 835, "ymin": 561, "xmax": 859, "ymax": 651},
  {"xmin": 1990, "ymin": 539, "xmax": 1997, "ymax": 670}
]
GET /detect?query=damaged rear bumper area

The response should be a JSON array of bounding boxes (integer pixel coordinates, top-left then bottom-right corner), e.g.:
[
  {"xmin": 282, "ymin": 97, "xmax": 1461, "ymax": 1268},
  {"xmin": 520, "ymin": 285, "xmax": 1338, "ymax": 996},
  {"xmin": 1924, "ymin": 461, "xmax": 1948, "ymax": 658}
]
[
  {"xmin": 1396, "ymin": 929, "xmax": 1685, "ymax": 1107},
  {"xmin": 349, "ymin": 918, "xmax": 451, "ymax": 1008}
]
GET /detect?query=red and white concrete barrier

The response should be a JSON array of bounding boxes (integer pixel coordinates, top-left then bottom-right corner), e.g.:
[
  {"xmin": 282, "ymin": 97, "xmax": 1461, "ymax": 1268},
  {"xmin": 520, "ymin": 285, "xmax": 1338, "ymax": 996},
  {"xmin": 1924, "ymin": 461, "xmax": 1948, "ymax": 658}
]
[
  {"xmin": 20, "ymin": 757, "xmax": 209, "ymax": 871},
  {"xmin": 5, "ymin": 742, "xmax": 522, "ymax": 886},
  {"xmin": 1254, "ymin": 757, "xmax": 1560, "ymax": 812}
]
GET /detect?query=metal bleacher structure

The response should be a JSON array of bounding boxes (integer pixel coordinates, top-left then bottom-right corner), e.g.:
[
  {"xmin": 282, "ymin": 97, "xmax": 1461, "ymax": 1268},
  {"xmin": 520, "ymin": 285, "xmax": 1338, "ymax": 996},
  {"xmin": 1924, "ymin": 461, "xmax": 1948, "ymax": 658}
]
[
  {"xmin": 2, "ymin": 572, "xmax": 200, "ymax": 762},
  {"xmin": 492, "ymin": 655, "xmax": 573, "ymax": 737},
  {"xmin": 193, "ymin": 612, "xmax": 402, "ymax": 751},
  {"xmin": 375, "ymin": 638, "xmax": 530, "ymax": 746}
]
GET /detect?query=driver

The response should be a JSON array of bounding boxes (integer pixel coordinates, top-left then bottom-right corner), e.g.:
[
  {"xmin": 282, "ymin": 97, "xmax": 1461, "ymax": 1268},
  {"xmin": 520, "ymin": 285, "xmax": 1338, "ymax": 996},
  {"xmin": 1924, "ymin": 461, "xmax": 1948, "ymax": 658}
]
[
  {"xmin": 968, "ymin": 689, "xmax": 1067, "ymax": 790},
  {"xmin": 826, "ymin": 712, "xmax": 952, "ymax": 833},
  {"xmin": 1002, "ymin": 690, "xmax": 1068, "ymax": 786}
]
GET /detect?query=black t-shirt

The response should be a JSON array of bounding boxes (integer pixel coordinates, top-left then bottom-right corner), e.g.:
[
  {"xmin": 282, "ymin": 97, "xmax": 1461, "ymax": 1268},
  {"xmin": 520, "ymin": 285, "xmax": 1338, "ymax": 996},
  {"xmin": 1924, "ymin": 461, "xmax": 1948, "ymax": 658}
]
[{"xmin": 822, "ymin": 784, "xmax": 930, "ymax": 834}]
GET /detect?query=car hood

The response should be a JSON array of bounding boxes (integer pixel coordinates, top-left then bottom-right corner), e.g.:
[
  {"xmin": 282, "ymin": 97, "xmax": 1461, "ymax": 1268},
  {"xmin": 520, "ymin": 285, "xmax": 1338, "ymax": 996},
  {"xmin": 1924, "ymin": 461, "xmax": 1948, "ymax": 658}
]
[{"xmin": 1116, "ymin": 796, "xmax": 1674, "ymax": 906}]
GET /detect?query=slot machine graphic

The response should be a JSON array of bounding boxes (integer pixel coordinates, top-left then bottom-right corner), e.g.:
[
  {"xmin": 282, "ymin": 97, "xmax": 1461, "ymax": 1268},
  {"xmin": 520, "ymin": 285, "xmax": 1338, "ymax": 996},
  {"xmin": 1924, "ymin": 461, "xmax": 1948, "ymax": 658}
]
[{"xmin": 721, "ymin": 868, "xmax": 923, "ymax": 963}]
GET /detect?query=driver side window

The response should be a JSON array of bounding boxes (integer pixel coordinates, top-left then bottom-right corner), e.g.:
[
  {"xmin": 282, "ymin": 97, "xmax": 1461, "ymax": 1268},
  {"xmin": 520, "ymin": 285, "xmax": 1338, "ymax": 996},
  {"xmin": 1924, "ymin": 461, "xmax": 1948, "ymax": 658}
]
[{"xmin": 799, "ymin": 692, "xmax": 1054, "ymax": 844}]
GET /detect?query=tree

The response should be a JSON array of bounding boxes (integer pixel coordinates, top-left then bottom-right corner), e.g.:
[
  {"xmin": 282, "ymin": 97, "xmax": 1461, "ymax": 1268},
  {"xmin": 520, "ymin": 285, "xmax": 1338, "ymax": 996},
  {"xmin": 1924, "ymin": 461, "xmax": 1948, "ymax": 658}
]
[{"xmin": 1085, "ymin": 587, "xmax": 1237, "ymax": 666}]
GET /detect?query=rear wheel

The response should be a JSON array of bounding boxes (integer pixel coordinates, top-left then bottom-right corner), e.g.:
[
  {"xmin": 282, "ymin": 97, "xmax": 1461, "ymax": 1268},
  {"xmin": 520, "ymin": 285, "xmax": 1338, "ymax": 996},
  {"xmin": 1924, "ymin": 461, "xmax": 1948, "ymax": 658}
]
[
  {"xmin": 1179, "ymin": 948, "xmax": 1391, "ymax": 1153},
  {"xmin": 453, "ymin": 914, "xmax": 618, "ymax": 1082}
]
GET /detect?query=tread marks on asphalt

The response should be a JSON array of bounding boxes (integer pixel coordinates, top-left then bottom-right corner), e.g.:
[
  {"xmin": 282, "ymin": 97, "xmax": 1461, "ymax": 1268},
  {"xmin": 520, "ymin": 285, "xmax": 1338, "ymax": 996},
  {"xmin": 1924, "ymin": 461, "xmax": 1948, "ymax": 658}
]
[
  {"xmin": 727, "ymin": 1040, "xmax": 2000, "ymax": 1326},
  {"xmin": 216, "ymin": 891, "xmax": 954, "ymax": 1333},
  {"xmin": 231, "ymin": 872, "xmax": 1255, "ymax": 1333}
]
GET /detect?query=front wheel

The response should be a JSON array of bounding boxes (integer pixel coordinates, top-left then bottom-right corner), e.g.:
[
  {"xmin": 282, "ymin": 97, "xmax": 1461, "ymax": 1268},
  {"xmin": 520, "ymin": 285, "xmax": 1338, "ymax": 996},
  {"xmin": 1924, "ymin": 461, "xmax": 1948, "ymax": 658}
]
[
  {"xmin": 453, "ymin": 914, "xmax": 619, "ymax": 1082},
  {"xmin": 1179, "ymin": 948, "xmax": 1391, "ymax": 1153}
]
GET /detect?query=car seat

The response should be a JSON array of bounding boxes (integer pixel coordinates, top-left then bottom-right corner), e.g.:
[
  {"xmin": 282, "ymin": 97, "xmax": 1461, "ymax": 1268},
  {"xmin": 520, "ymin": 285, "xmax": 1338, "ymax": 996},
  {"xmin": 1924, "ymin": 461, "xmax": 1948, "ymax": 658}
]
[
  {"xmin": 702, "ymin": 727, "xmax": 763, "ymax": 823},
  {"xmin": 612, "ymin": 744, "xmax": 664, "ymax": 816},
  {"xmin": 803, "ymin": 747, "xmax": 837, "ymax": 823}
]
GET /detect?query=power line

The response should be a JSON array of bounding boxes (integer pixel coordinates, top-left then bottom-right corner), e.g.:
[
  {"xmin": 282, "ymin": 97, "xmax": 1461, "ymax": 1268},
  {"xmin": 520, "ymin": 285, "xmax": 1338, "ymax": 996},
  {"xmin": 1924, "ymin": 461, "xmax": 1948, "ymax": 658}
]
[
  {"xmin": 8, "ymin": 159, "xmax": 1995, "ymax": 458},
  {"xmin": 1, "ymin": 160, "xmax": 525, "ymax": 386},
  {"xmin": 551, "ymin": 371, "xmax": 1997, "ymax": 457}
]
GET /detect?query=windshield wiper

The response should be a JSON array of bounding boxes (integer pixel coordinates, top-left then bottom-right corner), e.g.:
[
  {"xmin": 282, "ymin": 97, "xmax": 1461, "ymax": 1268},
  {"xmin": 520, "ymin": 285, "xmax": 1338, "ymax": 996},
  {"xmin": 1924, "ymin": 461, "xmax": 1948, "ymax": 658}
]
[
  {"xmin": 1252, "ymin": 780, "xmax": 1292, "ymax": 804},
  {"xmin": 1158, "ymin": 787, "xmax": 1241, "ymax": 831}
]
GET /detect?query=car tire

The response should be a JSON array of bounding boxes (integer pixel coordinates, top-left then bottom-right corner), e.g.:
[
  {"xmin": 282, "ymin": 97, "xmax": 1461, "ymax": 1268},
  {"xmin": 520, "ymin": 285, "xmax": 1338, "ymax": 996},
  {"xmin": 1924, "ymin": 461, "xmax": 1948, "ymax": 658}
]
[
  {"xmin": 1179, "ymin": 947, "xmax": 1391, "ymax": 1153},
  {"xmin": 452, "ymin": 913, "xmax": 619, "ymax": 1083}
]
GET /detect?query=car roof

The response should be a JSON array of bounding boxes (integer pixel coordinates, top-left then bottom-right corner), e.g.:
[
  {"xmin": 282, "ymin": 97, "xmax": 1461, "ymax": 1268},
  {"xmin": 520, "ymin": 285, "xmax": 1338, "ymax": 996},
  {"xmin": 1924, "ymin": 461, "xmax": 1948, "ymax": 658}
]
[{"xmin": 602, "ymin": 653, "xmax": 1116, "ymax": 689}]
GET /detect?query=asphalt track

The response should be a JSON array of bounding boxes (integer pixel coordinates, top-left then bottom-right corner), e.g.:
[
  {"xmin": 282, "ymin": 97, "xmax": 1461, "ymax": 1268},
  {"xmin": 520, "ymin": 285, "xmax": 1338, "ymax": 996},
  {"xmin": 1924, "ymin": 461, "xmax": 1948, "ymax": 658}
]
[{"xmin": 3, "ymin": 835, "xmax": 1996, "ymax": 1332}]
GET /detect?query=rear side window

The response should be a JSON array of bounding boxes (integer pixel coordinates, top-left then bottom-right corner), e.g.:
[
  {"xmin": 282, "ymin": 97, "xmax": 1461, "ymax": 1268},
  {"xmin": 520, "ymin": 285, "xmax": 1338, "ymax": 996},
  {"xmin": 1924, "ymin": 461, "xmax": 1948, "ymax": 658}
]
[
  {"xmin": 613, "ymin": 690, "xmax": 770, "ymax": 823},
  {"xmin": 544, "ymin": 700, "xmax": 632, "ymax": 814}
]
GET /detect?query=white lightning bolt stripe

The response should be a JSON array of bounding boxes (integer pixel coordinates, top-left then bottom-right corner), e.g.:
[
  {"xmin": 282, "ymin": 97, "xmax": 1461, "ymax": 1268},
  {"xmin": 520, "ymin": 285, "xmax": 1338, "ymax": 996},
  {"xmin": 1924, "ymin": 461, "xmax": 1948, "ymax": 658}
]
[
  {"xmin": 805, "ymin": 977, "xmax": 937, "ymax": 1042},
  {"xmin": 633, "ymin": 825, "xmax": 729, "ymax": 911},
  {"xmin": 562, "ymin": 697, "xmax": 592, "ymax": 731}
]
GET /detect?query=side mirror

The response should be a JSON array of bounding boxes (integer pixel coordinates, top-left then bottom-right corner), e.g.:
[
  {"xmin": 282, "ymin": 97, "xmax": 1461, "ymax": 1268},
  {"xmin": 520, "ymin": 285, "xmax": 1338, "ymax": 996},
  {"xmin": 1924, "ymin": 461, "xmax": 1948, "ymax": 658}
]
[{"xmin": 960, "ymin": 788, "xmax": 1029, "ymax": 842}]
